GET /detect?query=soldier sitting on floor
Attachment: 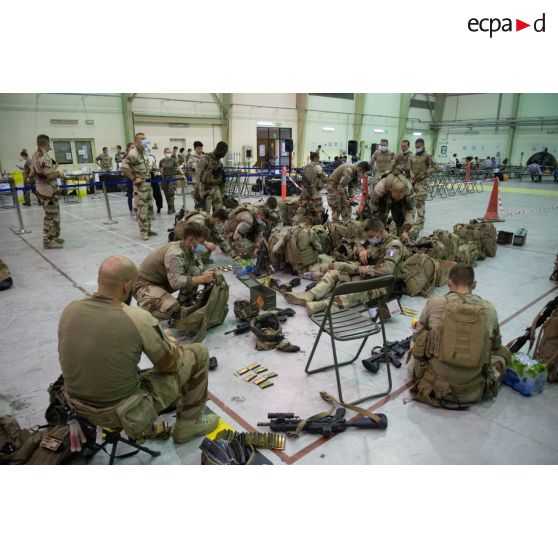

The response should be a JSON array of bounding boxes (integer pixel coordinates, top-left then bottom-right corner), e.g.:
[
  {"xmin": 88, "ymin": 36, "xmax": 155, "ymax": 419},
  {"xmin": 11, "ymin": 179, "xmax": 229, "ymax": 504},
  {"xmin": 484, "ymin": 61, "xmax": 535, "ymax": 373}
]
[
  {"xmin": 408, "ymin": 263, "xmax": 511, "ymax": 408},
  {"xmin": 284, "ymin": 217, "xmax": 405, "ymax": 316}
]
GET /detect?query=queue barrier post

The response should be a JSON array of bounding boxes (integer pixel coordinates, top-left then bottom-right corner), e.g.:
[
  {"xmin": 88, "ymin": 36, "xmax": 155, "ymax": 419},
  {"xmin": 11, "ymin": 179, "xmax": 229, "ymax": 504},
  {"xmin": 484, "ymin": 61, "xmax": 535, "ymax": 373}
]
[
  {"xmin": 9, "ymin": 179, "xmax": 31, "ymax": 235},
  {"xmin": 101, "ymin": 179, "xmax": 118, "ymax": 225}
]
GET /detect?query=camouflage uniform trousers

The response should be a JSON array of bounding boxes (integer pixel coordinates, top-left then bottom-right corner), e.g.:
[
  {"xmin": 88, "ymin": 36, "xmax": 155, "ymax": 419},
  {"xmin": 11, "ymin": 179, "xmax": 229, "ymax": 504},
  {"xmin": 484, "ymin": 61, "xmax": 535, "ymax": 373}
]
[
  {"xmin": 411, "ymin": 180, "xmax": 428, "ymax": 239},
  {"xmin": 327, "ymin": 186, "xmax": 351, "ymax": 223},
  {"xmin": 135, "ymin": 274, "xmax": 202, "ymax": 321},
  {"xmin": 308, "ymin": 268, "xmax": 385, "ymax": 309},
  {"xmin": 134, "ymin": 183, "xmax": 154, "ymax": 237},
  {"xmin": 36, "ymin": 189, "xmax": 61, "ymax": 244},
  {"xmin": 202, "ymin": 184, "xmax": 224, "ymax": 213},
  {"xmin": 140, "ymin": 343, "xmax": 209, "ymax": 421},
  {"xmin": 23, "ymin": 181, "xmax": 37, "ymax": 205},
  {"xmin": 162, "ymin": 179, "xmax": 177, "ymax": 213}
]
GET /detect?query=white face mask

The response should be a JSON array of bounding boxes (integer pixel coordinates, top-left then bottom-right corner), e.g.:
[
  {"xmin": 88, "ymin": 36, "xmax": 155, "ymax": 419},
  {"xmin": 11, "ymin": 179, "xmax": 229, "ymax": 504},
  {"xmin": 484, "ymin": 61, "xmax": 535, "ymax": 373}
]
[
  {"xmin": 380, "ymin": 145, "xmax": 387, "ymax": 152},
  {"xmin": 140, "ymin": 138, "xmax": 150, "ymax": 150},
  {"xmin": 415, "ymin": 146, "xmax": 424, "ymax": 154}
]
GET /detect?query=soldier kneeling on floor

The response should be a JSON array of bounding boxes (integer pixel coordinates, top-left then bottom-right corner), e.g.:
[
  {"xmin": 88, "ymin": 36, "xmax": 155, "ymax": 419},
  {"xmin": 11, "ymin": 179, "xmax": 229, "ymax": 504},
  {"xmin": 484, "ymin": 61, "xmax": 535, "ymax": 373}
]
[
  {"xmin": 134, "ymin": 222, "xmax": 215, "ymax": 323},
  {"xmin": 58, "ymin": 256, "xmax": 217, "ymax": 445},
  {"xmin": 408, "ymin": 263, "xmax": 511, "ymax": 409}
]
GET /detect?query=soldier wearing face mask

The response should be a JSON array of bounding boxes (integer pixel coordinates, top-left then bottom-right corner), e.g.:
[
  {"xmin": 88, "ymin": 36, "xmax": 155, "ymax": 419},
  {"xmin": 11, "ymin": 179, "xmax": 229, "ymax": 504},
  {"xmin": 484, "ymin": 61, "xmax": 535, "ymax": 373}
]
[
  {"xmin": 159, "ymin": 148, "xmax": 184, "ymax": 214},
  {"xmin": 173, "ymin": 207, "xmax": 231, "ymax": 258},
  {"xmin": 134, "ymin": 222, "xmax": 214, "ymax": 322},
  {"xmin": 121, "ymin": 132, "xmax": 157, "ymax": 240},
  {"xmin": 326, "ymin": 160, "xmax": 370, "ymax": 223},
  {"xmin": 409, "ymin": 138, "xmax": 436, "ymax": 238},
  {"xmin": 370, "ymin": 139, "xmax": 394, "ymax": 183},
  {"xmin": 284, "ymin": 218, "xmax": 405, "ymax": 316}
]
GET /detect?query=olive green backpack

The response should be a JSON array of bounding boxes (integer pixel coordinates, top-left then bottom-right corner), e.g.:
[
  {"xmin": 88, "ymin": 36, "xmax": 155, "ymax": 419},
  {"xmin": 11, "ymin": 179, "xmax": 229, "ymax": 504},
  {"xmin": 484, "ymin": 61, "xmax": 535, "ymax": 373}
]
[
  {"xmin": 432, "ymin": 229, "xmax": 460, "ymax": 261},
  {"xmin": 456, "ymin": 241, "xmax": 481, "ymax": 266},
  {"xmin": 311, "ymin": 225, "xmax": 333, "ymax": 256},
  {"xmin": 172, "ymin": 272, "xmax": 229, "ymax": 341}
]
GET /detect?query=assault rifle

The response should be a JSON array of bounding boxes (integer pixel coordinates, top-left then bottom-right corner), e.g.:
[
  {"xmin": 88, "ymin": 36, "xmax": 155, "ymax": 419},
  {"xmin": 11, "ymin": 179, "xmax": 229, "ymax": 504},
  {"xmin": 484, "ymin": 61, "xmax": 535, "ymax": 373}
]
[
  {"xmin": 362, "ymin": 336, "xmax": 412, "ymax": 374},
  {"xmin": 507, "ymin": 295, "xmax": 558, "ymax": 353},
  {"xmin": 225, "ymin": 323, "xmax": 251, "ymax": 336},
  {"xmin": 257, "ymin": 408, "xmax": 388, "ymax": 437},
  {"xmin": 408, "ymin": 240, "xmax": 433, "ymax": 251}
]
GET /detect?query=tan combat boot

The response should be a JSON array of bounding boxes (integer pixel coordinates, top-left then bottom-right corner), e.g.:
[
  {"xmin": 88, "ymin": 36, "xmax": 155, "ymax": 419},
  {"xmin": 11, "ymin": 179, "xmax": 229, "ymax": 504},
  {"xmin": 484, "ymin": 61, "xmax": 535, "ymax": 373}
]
[
  {"xmin": 306, "ymin": 300, "xmax": 329, "ymax": 316},
  {"xmin": 173, "ymin": 412, "xmax": 219, "ymax": 444},
  {"xmin": 43, "ymin": 240, "xmax": 63, "ymax": 249},
  {"xmin": 54, "ymin": 238, "xmax": 65, "ymax": 244},
  {"xmin": 283, "ymin": 291, "xmax": 315, "ymax": 306}
]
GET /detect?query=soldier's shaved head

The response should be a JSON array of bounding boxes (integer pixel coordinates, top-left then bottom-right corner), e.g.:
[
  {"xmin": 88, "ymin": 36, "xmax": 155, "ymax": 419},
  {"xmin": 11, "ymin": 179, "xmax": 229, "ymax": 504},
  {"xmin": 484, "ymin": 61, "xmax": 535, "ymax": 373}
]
[{"xmin": 97, "ymin": 256, "xmax": 138, "ymax": 301}]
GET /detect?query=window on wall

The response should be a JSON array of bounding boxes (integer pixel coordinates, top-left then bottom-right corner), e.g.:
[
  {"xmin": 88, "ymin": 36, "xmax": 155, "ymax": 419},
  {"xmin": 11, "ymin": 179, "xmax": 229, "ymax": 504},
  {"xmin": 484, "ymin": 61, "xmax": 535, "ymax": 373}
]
[
  {"xmin": 75, "ymin": 140, "xmax": 93, "ymax": 164},
  {"xmin": 52, "ymin": 139, "xmax": 95, "ymax": 165},
  {"xmin": 53, "ymin": 140, "xmax": 73, "ymax": 164}
]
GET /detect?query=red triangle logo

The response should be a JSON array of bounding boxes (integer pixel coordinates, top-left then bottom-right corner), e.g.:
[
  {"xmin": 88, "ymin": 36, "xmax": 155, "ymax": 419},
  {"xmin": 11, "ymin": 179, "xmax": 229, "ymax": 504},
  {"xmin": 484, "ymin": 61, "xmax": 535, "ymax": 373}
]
[{"xmin": 516, "ymin": 19, "xmax": 530, "ymax": 31}]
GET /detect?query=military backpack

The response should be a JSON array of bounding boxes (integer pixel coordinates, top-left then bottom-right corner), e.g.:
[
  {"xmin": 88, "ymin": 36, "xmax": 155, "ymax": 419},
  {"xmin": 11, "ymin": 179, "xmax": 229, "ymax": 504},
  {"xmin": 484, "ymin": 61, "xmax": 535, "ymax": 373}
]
[
  {"xmin": 311, "ymin": 224, "xmax": 333, "ymax": 256},
  {"xmin": 456, "ymin": 241, "xmax": 481, "ymax": 266},
  {"xmin": 172, "ymin": 272, "xmax": 229, "ymax": 341},
  {"xmin": 532, "ymin": 300, "xmax": 558, "ymax": 382},
  {"xmin": 432, "ymin": 229, "xmax": 460, "ymax": 261},
  {"xmin": 402, "ymin": 253, "xmax": 440, "ymax": 297},
  {"xmin": 280, "ymin": 198, "xmax": 300, "ymax": 226}
]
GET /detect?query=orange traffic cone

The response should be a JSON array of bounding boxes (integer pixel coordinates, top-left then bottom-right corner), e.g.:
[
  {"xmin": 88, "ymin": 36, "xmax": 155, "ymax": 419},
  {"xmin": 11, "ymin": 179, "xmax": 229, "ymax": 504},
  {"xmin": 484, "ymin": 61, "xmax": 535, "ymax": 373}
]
[{"xmin": 481, "ymin": 177, "xmax": 505, "ymax": 222}]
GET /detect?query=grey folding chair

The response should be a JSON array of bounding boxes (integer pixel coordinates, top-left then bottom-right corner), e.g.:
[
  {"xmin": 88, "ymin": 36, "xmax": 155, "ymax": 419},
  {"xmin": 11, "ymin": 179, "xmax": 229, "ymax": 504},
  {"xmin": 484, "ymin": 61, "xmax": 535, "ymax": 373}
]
[{"xmin": 305, "ymin": 275, "xmax": 396, "ymax": 405}]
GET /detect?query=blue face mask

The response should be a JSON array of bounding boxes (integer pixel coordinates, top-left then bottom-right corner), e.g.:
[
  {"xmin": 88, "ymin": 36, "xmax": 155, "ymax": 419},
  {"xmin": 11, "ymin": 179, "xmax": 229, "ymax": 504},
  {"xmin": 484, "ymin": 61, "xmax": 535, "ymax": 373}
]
[
  {"xmin": 369, "ymin": 236, "xmax": 382, "ymax": 245},
  {"xmin": 192, "ymin": 244, "xmax": 206, "ymax": 254},
  {"xmin": 256, "ymin": 218, "xmax": 264, "ymax": 225},
  {"xmin": 214, "ymin": 223, "xmax": 224, "ymax": 232},
  {"xmin": 140, "ymin": 139, "xmax": 150, "ymax": 150}
]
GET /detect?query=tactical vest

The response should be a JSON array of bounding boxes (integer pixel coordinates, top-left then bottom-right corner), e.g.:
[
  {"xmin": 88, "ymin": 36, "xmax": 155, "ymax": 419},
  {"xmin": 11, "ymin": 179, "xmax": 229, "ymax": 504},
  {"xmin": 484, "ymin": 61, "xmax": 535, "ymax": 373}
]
[
  {"xmin": 372, "ymin": 150, "xmax": 393, "ymax": 174},
  {"xmin": 285, "ymin": 227, "xmax": 319, "ymax": 268},
  {"xmin": 410, "ymin": 151, "xmax": 433, "ymax": 176},
  {"xmin": 174, "ymin": 210, "xmax": 209, "ymax": 240}
]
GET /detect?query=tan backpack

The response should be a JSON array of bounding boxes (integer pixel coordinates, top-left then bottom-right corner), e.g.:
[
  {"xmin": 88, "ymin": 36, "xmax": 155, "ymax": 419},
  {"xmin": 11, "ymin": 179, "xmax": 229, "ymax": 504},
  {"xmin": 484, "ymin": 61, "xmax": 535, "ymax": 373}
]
[
  {"xmin": 438, "ymin": 294, "xmax": 490, "ymax": 368},
  {"xmin": 432, "ymin": 229, "xmax": 460, "ymax": 261},
  {"xmin": 532, "ymin": 302, "xmax": 558, "ymax": 382},
  {"xmin": 456, "ymin": 241, "xmax": 481, "ymax": 266},
  {"xmin": 268, "ymin": 229, "xmax": 287, "ymax": 270},
  {"xmin": 453, "ymin": 223, "xmax": 486, "ymax": 259},
  {"xmin": 470, "ymin": 220, "xmax": 497, "ymax": 257},
  {"xmin": 402, "ymin": 253, "xmax": 440, "ymax": 297},
  {"xmin": 280, "ymin": 198, "xmax": 300, "ymax": 226}
]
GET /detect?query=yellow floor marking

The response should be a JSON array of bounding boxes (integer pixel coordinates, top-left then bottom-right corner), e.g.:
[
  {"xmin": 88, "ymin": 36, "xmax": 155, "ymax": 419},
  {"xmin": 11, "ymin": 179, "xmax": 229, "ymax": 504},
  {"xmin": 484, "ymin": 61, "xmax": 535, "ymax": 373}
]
[{"xmin": 498, "ymin": 186, "xmax": 558, "ymax": 197}]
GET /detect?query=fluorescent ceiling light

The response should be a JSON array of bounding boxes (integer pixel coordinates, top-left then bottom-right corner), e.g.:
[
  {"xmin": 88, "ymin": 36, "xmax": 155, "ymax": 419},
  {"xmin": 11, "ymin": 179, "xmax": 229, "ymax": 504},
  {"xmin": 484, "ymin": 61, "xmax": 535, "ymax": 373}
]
[
  {"xmin": 373, "ymin": 128, "xmax": 384, "ymax": 133},
  {"xmin": 322, "ymin": 127, "xmax": 335, "ymax": 131},
  {"xmin": 257, "ymin": 121, "xmax": 274, "ymax": 126},
  {"xmin": 413, "ymin": 132, "xmax": 422, "ymax": 136}
]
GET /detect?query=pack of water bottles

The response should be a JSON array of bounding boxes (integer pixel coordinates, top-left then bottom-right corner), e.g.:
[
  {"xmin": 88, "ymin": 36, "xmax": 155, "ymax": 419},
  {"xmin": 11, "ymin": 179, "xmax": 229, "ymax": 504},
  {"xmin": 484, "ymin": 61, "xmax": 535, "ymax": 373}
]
[{"xmin": 503, "ymin": 352, "xmax": 548, "ymax": 397}]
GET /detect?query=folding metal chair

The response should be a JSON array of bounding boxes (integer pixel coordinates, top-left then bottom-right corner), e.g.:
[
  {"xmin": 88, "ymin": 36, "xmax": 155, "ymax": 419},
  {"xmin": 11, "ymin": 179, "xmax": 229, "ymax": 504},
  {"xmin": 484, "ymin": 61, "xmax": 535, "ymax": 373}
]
[{"xmin": 305, "ymin": 275, "xmax": 395, "ymax": 405}]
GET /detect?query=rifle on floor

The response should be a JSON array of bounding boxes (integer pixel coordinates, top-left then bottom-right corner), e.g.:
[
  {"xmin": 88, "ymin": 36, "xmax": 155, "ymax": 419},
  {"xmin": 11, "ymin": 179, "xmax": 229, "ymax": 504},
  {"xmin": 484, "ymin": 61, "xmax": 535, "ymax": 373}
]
[
  {"xmin": 507, "ymin": 295, "xmax": 558, "ymax": 354},
  {"xmin": 257, "ymin": 408, "xmax": 387, "ymax": 438},
  {"xmin": 362, "ymin": 336, "xmax": 412, "ymax": 374}
]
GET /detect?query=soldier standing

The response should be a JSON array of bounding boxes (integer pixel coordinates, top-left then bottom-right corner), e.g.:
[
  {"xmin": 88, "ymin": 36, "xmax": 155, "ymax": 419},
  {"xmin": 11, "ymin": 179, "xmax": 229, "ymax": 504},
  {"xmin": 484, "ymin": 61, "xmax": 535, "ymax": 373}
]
[
  {"xmin": 370, "ymin": 139, "xmax": 394, "ymax": 183},
  {"xmin": 196, "ymin": 141, "xmax": 228, "ymax": 213},
  {"xmin": 159, "ymin": 148, "xmax": 184, "ymax": 214},
  {"xmin": 19, "ymin": 149, "xmax": 36, "ymax": 206},
  {"xmin": 326, "ymin": 161, "xmax": 370, "ymax": 223},
  {"xmin": 95, "ymin": 147, "xmax": 113, "ymax": 172},
  {"xmin": 409, "ymin": 138, "xmax": 436, "ymax": 238},
  {"xmin": 121, "ymin": 132, "xmax": 157, "ymax": 241},
  {"xmin": 31, "ymin": 134, "xmax": 65, "ymax": 249},
  {"xmin": 391, "ymin": 139, "xmax": 412, "ymax": 177},
  {"xmin": 177, "ymin": 147, "xmax": 186, "ymax": 166},
  {"xmin": 189, "ymin": 141, "xmax": 204, "ymax": 207},
  {"xmin": 297, "ymin": 151, "xmax": 327, "ymax": 224}
]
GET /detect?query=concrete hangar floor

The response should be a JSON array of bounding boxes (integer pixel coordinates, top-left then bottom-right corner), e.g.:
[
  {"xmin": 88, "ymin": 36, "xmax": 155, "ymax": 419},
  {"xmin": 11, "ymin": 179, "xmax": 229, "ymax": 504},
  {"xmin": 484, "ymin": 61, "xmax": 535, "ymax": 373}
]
[{"xmin": 1, "ymin": 178, "xmax": 557, "ymax": 465}]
